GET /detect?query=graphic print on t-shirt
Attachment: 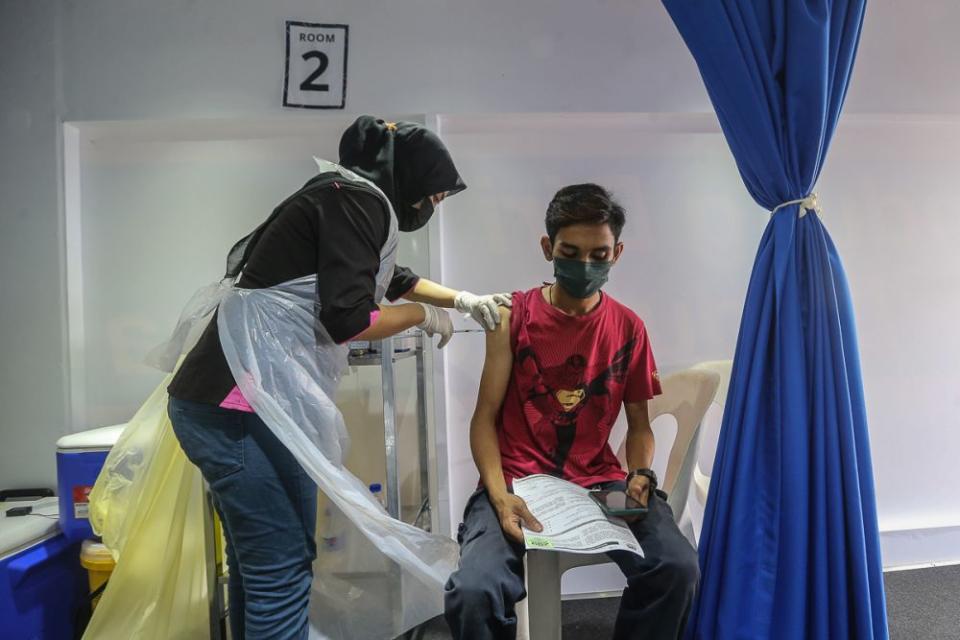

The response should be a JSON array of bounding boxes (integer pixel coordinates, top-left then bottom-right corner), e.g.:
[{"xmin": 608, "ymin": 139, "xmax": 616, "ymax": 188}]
[{"xmin": 516, "ymin": 337, "xmax": 636, "ymax": 476}]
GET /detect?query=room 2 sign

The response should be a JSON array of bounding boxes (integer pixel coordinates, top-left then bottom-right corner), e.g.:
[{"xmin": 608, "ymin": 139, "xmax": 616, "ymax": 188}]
[{"xmin": 283, "ymin": 21, "xmax": 349, "ymax": 109}]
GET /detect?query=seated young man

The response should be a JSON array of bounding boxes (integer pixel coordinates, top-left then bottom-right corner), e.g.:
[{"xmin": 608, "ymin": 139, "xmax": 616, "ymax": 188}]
[{"xmin": 444, "ymin": 184, "xmax": 700, "ymax": 640}]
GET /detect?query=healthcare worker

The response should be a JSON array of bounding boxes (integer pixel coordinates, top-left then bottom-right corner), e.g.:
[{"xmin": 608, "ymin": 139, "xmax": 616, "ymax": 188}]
[{"xmin": 165, "ymin": 116, "xmax": 505, "ymax": 639}]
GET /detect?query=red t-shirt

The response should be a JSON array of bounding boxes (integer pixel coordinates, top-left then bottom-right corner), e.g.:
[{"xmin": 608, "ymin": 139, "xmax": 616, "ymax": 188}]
[{"xmin": 498, "ymin": 287, "xmax": 662, "ymax": 488}]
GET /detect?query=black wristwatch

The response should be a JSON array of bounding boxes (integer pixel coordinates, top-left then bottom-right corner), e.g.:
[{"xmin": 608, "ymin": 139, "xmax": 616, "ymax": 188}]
[{"xmin": 626, "ymin": 468, "xmax": 658, "ymax": 489}]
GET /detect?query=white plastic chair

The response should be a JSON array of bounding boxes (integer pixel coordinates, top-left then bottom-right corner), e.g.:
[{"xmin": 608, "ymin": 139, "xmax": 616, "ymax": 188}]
[
  {"xmin": 689, "ymin": 360, "xmax": 732, "ymax": 542},
  {"xmin": 517, "ymin": 367, "xmax": 721, "ymax": 640}
]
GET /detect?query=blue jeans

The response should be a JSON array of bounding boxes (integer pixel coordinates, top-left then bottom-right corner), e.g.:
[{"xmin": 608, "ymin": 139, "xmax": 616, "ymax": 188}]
[
  {"xmin": 444, "ymin": 483, "xmax": 700, "ymax": 640},
  {"xmin": 168, "ymin": 397, "xmax": 317, "ymax": 640}
]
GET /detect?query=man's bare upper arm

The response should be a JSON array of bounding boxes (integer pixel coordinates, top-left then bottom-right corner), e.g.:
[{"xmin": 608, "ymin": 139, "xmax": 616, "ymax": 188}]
[
  {"xmin": 473, "ymin": 307, "xmax": 514, "ymax": 421},
  {"xmin": 624, "ymin": 400, "xmax": 650, "ymax": 430}
]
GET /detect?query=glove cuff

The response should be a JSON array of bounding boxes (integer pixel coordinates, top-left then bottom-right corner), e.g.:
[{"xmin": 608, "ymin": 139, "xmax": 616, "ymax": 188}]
[
  {"xmin": 453, "ymin": 291, "xmax": 471, "ymax": 314},
  {"xmin": 415, "ymin": 302, "xmax": 432, "ymax": 329}
]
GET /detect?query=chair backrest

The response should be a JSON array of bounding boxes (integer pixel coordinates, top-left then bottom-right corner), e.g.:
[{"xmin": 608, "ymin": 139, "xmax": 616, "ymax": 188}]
[
  {"xmin": 615, "ymin": 368, "xmax": 720, "ymax": 505},
  {"xmin": 690, "ymin": 360, "xmax": 732, "ymax": 502}
]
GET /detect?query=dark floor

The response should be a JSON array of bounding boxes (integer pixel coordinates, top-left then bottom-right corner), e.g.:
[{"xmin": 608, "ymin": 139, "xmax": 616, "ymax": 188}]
[
  {"xmin": 885, "ymin": 565, "xmax": 960, "ymax": 640},
  {"xmin": 405, "ymin": 564, "xmax": 960, "ymax": 640}
]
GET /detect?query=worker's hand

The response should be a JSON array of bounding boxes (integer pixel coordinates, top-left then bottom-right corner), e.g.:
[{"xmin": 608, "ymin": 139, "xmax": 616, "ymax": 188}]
[
  {"xmin": 626, "ymin": 475, "xmax": 652, "ymax": 508},
  {"xmin": 416, "ymin": 303, "xmax": 454, "ymax": 348},
  {"xmin": 454, "ymin": 291, "xmax": 513, "ymax": 332},
  {"xmin": 491, "ymin": 493, "xmax": 542, "ymax": 544}
]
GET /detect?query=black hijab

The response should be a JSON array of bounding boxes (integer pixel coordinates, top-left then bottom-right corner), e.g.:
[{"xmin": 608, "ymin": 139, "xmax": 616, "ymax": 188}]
[{"xmin": 338, "ymin": 116, "xmax": 466, "ymax": 231}]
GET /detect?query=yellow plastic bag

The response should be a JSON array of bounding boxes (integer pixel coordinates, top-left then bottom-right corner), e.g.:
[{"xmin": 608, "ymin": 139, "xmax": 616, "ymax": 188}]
[{"xmin": 85, "ymin": 375, "xmax": 211, "ymax": 639}]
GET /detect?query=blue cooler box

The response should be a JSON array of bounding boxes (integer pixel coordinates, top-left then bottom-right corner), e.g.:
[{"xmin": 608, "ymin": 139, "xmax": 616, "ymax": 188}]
[
  {"xmin": 55, "ymin": 425, "xmax": 125, "ymax": 543},
  {"xmin": 0, "ymin": 498, "xmax": 88, "ymax": 639}
]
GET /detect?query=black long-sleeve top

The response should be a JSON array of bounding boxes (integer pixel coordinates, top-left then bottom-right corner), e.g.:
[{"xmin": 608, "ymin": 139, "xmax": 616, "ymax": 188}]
[{"xmin": 167, "ymin": 184, "xmax": 417, "ymax": 406}]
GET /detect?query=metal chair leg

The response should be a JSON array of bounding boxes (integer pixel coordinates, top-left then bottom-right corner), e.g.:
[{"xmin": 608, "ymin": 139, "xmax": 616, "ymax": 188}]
[{"xmin": 525, "ymin": 550, "xmax": 563, "ymax": 640}]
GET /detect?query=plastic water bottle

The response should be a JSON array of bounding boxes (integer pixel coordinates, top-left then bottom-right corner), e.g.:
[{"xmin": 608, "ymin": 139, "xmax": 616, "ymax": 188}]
[{"xmin": 369, "ymin": 483, "xmax": 386, "ymax": 509}]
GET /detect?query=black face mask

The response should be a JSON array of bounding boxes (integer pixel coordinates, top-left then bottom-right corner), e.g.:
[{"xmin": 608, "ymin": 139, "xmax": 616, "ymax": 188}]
[
  {"xmin": 553, "ymin": 257, "xmax": 612, "ymax": 299},
  {"xmin": 400, "ymin": 197, "xmax": 436, "ymax": 232}
]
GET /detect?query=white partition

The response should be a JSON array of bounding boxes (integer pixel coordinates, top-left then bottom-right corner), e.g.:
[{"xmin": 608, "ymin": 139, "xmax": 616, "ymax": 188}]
[
  {"xmin": 61, "ymin": 112, "xmax": 960, "ymax": 592},
  {"xmin": 819, "ymin": 116, "xmax": 960, "ymax": 564},
  {"xmin": 63, "ymin": 114, "xmax": 443, "ymax": 529},
  {"xmin": 437, "ymin": 113, "xmax": 761, "ymax": 594},
  {"xmin": 437, "ymin": 113, "xmax": 960, "ymax": 595}
]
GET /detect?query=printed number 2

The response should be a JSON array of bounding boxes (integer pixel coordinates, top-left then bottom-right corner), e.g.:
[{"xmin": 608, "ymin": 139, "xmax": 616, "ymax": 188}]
[{"xmin": 300, "ymin": 51, "xmax": 330, "ymax": 92}]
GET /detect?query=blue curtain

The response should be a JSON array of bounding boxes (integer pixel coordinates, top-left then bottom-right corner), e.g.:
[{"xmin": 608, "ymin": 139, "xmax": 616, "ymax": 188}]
[{"xmin": 660, "ymin": 2, "xmax": 888, "ymax": 638}]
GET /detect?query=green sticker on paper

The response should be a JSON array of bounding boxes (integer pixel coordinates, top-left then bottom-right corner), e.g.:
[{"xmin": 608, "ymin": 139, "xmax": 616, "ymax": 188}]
[{"xmin": 527, "ymin": 536, "xmax": 554, "ymax": 548}]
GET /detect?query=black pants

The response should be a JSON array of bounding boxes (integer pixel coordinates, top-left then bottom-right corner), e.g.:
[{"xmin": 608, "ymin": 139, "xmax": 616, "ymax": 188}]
[{"xmin": 444, "ymin": 482, "xmax": 700, "ymax": 640}]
